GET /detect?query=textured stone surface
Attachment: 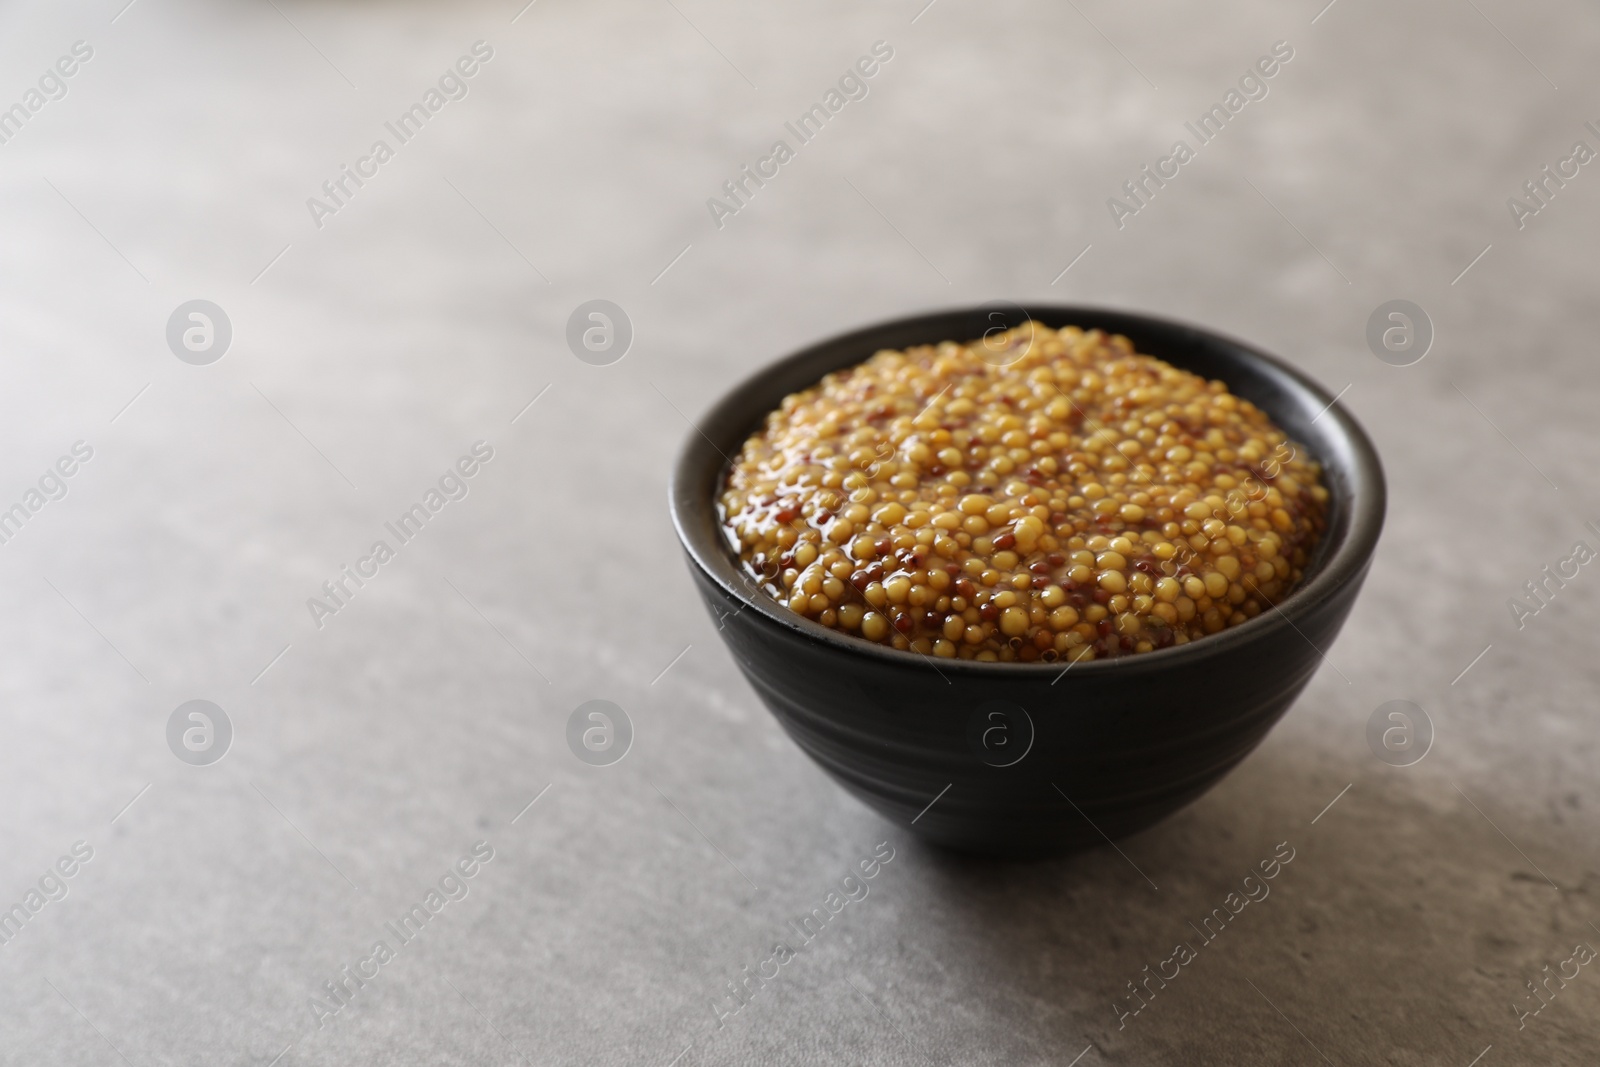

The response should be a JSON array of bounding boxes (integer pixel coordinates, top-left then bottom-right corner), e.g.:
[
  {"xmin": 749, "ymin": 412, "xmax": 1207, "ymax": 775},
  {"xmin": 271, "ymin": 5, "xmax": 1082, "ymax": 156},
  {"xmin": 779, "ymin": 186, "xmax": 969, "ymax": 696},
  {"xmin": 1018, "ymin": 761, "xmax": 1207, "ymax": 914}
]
[{"xmin": 0, "ymin": 0, "xmax": 1596, "ymax": 1064}]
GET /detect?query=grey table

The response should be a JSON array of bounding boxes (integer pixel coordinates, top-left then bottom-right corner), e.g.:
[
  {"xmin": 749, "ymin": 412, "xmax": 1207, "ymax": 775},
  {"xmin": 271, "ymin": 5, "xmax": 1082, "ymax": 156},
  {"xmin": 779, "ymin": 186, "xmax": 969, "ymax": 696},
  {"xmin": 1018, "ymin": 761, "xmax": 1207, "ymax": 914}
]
[{"xmin": 1, "ymin": 0, "xmax": 1597, "ymax": 1063}]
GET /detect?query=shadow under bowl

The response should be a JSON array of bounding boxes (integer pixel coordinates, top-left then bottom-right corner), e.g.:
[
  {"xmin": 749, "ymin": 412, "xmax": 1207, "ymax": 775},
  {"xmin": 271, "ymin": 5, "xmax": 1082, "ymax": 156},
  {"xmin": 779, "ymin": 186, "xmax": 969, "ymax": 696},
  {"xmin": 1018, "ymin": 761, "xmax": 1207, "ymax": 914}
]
[{"xmin": 669, "ymin": 305, "xmax": 1385, "ymax": 857}]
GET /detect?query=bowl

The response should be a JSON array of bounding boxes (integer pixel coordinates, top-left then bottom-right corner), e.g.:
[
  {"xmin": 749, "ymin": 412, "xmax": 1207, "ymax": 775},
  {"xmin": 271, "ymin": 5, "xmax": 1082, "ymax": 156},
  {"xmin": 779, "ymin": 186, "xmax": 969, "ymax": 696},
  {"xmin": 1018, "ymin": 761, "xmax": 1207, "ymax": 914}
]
[{"xmin": 668, "ymin": 305, "xmax": 1384, "ymax": 857}]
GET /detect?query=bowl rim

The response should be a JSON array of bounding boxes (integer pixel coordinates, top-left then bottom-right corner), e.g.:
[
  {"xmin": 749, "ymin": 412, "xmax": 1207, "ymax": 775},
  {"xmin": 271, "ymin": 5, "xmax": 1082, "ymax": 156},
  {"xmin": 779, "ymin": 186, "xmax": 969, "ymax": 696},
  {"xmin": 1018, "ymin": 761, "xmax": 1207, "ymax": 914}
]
[{"xmin": 668, "ymin": 303, "xmax": 1386, "ymax": 676}]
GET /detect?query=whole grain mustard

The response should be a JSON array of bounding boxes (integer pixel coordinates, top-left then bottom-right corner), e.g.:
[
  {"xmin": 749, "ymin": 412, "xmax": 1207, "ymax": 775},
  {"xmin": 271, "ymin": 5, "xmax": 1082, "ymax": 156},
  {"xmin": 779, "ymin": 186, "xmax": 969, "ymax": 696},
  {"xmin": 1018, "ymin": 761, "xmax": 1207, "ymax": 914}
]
[{"xmin": 719, "ymin": 323, "xmax": 1328, "ymax": 663}]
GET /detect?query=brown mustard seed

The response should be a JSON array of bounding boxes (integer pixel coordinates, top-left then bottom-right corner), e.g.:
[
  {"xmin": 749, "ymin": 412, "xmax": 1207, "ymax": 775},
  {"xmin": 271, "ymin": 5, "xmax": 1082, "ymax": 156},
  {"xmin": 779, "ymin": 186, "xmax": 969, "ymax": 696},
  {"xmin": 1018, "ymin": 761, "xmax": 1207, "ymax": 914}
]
[{"xmin": 718, "ymin": 323, "xmax": 1329, "ymax": 663}]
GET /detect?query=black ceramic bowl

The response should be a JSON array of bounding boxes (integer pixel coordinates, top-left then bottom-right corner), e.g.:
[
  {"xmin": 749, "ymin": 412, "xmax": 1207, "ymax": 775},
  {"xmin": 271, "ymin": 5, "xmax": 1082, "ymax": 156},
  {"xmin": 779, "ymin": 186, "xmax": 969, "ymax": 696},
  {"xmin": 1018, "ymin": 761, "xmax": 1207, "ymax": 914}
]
[{"xmin": 669, "ymin": 306, "xmax": 1384, "ymax": 857}]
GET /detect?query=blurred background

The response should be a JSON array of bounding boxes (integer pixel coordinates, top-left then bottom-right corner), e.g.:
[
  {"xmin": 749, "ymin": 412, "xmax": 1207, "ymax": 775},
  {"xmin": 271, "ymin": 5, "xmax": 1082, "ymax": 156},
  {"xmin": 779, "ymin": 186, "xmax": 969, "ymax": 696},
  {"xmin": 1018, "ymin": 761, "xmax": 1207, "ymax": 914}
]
[{"xmin": 1, "ymin": 0, "xmax": 1598, "ymax": 1063}]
